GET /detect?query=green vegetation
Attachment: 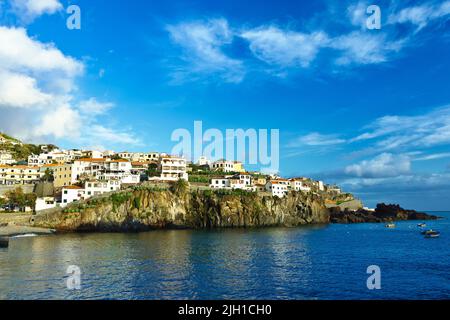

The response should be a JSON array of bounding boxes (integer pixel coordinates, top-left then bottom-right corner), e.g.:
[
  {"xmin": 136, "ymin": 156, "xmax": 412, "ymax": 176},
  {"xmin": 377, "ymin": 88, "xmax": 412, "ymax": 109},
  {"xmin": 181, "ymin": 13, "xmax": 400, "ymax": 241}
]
[
  {"xmin": 188, "ymin": 175, "xmax": 210, "ymax": 183},
  {"xmin": 4, "ymin": 187, "xmax": 37, "ymax": 210},
  {"xmin": 0, "ymin": 132, "xmax": 58, "ymax": 162},
  {"xmin": 146, "ymin": 163, "xmax": 160, "ymax": 177},
  {"xmin": 41, "ymin": 168, "xmax": 55, "ymax": 182},
  {"xmin": 110, "ymin": 192, "xmax": 133, "ymax": 212},
  {"xmin": 170, "ymin": 179, "xmax": 189, "ymax": 194}
]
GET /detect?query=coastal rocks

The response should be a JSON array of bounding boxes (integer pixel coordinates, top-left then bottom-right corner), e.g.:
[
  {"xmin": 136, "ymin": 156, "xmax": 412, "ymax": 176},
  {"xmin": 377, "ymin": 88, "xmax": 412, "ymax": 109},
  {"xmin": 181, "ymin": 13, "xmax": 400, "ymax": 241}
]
[
  {"xmin": 330, "ymin": 203, "xmax": 438, "ymax": 223},
  {"xmin": 33, "ymin": 188, "xmax": 330, "ymax": 232}
]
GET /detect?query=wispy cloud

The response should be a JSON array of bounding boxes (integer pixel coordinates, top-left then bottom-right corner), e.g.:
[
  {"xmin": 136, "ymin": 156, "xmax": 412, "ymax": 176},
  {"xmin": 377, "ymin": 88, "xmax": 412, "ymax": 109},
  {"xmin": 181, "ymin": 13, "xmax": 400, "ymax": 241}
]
[
  {"xmin": 241, "ymin": 26, "xmax": 329, "ymax": 68},
  {"xmin": 288, "ymin": 132, "xmax": 346, "ymax": 147},
  {"xmin": 167, "ymin": 18, "xmax": 244, "ymax": 84},
  {"xmin": 10, "ymin": 0, "xmax": 63, "ymax": 22},
  {"xmin": 344, "ymin": 153, "xmax": 411, "ymax": 178},
  {"xmin": 388, "ymin": 1, "xmax": 450, "ymax": 31}
]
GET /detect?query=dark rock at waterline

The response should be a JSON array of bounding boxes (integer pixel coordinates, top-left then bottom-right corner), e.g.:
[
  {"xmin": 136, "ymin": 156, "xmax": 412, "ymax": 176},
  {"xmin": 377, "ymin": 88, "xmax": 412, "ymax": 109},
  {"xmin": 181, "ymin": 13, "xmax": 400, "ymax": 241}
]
[
  {"xmin": 0, "ymin": 237, "xmax": 9, "ymax": 248},
  {"xmin": 330, "ymin": 203, "xmax": 439, "ymax": 223}
]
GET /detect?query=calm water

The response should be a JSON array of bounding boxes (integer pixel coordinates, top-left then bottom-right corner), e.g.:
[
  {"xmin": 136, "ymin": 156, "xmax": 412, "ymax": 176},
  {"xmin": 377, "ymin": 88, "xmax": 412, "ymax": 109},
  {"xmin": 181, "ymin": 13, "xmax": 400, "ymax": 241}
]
[{"xmin": 0, "ymin": 212, "xmax": 449, "ymax": 300}]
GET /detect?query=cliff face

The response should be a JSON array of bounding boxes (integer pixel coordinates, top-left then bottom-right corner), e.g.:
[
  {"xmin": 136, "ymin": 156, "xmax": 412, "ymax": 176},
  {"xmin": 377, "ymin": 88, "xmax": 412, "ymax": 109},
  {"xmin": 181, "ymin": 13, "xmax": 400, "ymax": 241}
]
[
  {"xmin": 33, "ymin": 189, "xmax": 330, "ymax": 232},
  {"xmin": 330, "ymin": 203, "xmax": 439, "ymax": 223}
]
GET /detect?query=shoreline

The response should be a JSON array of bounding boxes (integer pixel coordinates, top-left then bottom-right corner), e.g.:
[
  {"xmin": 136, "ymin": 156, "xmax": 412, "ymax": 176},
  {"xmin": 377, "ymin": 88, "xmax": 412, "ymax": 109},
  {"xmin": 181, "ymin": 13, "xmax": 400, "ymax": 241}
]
[{"xmin": 0, "ymin": 226, "xmax": 56, "ymax": 238}]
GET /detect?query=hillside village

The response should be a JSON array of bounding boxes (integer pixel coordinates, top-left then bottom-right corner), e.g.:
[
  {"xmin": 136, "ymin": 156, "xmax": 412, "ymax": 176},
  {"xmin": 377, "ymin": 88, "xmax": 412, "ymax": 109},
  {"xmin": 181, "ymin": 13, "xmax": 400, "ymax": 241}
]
[{"xmin": 0, "ymin": 133, "xmax": 355, "ymax": 213}]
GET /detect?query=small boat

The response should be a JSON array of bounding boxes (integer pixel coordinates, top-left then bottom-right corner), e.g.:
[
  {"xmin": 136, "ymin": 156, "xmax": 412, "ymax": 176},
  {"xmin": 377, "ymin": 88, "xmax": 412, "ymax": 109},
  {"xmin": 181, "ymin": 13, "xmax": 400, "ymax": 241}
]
[
  {"xmin": 417, "ymin": 223, "xmax": 426, "ymax": 228},
  {"xmin": 422, "ymin": 229, "xmax": 439, "ymax": 235},
  {"xmin": 385, "ymin": 223, "xmax": 396, "ymax": 228},
  {"xmin": 423, "ymin": 230, "xmax": 440, "ymax": 238}
]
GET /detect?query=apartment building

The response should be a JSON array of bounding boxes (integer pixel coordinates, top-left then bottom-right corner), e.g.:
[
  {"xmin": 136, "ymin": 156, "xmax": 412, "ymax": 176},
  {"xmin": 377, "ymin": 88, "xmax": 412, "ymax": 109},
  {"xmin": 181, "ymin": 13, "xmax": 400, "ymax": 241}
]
[
  {"xmin": 0, "ymin": 165, "xmax": 41, "ymax": 185},
  {"xmin": 40, "ymin": 163, "xmax": 73, "ymax": 188},
  {"xmin": 85, "ymin": 180, "xmax": 121, "ymax": 197},
  {"xmin": 159, "ymin": 156, "xmax": 188, "ymax": 181}
]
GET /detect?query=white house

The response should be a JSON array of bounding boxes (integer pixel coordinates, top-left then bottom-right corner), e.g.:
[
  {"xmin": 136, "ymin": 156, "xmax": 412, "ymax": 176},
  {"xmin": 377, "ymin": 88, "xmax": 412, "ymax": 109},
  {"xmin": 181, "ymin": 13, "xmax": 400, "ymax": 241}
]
[
  {"xmin": 197, "ymin": 156, "xmax": 210, "ymax": 166},
  {"xmin": 211, "ymin": 159, "xmax": 235, "ymax": 172},
  {"xmin": 265, "ymin": 180, "xmax": 289, "ymax": 198},
  {"xmin": 61, "ymin": 186, "xmax": 85, "ymax": 207},
  {"xmin": 289, "ymin": 179, "xmax": 311, "ymax": 193},
  {"xmin": 35, "ymin": 197, "xmax": 57, "ymax": 212},
  {"xmin": 229, "ymin": 173, "xmax": 253, "ymax": 190},
  {"xmin": 159, "ymin": 156, "xmax": 188, "ymax": 181},
  {"xmin": 210, "ymin": 177, "xmax": 231, "ymax": 189},
  {"xmin": 84, "ymin": 180, "xmax": 121, "ymax": 197}
]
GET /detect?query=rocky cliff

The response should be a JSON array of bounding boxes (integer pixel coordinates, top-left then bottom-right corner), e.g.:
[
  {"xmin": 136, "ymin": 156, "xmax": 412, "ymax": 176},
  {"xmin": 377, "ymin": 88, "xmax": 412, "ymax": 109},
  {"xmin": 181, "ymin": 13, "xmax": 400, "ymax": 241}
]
[
  {"xmin": 330, "ymin": 203, "xmax": 439, "ymax": 223},
  {"xmin": 33, "ymin": 187, "xmax": 330, "ymax": 231}
]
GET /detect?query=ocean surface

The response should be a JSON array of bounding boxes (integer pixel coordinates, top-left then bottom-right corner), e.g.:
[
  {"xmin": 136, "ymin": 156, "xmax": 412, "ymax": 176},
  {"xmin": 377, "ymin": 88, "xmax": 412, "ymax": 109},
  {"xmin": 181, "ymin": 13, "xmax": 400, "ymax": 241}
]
[{"xmin": 0, "ymin": 212, "xmax": 449, "ymax": 300}]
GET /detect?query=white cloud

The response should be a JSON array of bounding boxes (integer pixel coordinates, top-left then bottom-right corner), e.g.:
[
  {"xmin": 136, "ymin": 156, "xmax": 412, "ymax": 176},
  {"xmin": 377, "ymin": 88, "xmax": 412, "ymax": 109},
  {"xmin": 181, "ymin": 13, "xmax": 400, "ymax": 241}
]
[
  {"xmin": 0, "ymin": 25, "xmax": 140, "ymax": 148},
  {"xmin": 167, "ymin": 18, "xmax": 244, "ymax": 83},
  {"xmin": 0, "ymin": 70, "xmax": 51, "ymax": 108},
  {"xmin": 414, "ymin": 152, "xmax": 450, "ymax": 161},
  {"xmin": 330, "ymin": 31, "xmax": 405, "ymax": 66},
  {"xmin": 241, "ymin": 26, "xmax": 329, "ymax": 68},
  {"xmin": 78, "ymin": 98, "xmax": 114, "ymax": 115},
  {"xmin": 352, "ymin": 105, "xmax": 450, "ymax": 151},
  {"xmin": 388, "ymin": 1, "xmax": 450, "ymax": 30},
  {"xmin": 0, "ymin": 26, "xmax": 82, "ymax": 77},
  {"xmin": 33, "ymin": 103, "xmax": 81, "ymax": 139},
  {"xmin": 289, "ymin": 132, "xmax": 346, "ymax": 147},
  {"xmin": 11, "ymin": 0, "xmax": 62, "ymax": 21},
  {"xmin": 345, "ymin": 153, "xmax": 411, "ymax": 178}
]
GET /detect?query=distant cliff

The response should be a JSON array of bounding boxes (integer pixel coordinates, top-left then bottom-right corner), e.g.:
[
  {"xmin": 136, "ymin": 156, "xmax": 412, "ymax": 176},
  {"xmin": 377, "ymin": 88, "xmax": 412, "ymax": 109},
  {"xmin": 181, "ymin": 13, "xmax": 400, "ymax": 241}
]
[
  {"xmin": 33, "ymin": 187, "xmax": 330, "ymax": 231},
  {"xmin": 330, "ymin": 203, "xmax": 439, "ymax": 223}
]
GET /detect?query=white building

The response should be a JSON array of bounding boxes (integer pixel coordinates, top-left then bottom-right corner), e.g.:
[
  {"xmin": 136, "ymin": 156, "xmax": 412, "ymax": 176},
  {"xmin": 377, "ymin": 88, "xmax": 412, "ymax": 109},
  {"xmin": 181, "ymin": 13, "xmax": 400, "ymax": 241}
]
[
  {"xmin": 71, "ymin": 158, "xmax": 106, "ymax": 182},
  {"xmin": 35, "ymin": 197, "xmax": 57, "ymax": 211},
  {"xmin": 0, "ymin": 165, "xmax": 41, "ymax": 185},
  {"xmin": 265, "ymin": 180, "xmax": 289, "ymax": 198},
  {"xmin": 210, "ymin": 177, "xmax": 231, "ymax": 189},
  {"xmin": 61, "ymin": 186, "xmax": 85, "ymax": 207},
  {"xmin": 211, "ymin": 159, "xmax": 235, "ymax": 172},
  {"xmin": 84, "ymin": 180, "xmax": 121, "ymax": 197},
  {"xmin": 289, "ymin": 179, "xmax": 311, "ymax": 193},
  {"xmin": 28, "ymin": 150, "xmax": 70, "ymax": 167},
  {"xmin": 229, "ymin": 173, "xmax": 253, "ymax": 190},
  {"xmin": 118, "ymin": 152, "xmax": 159, "ymax": 162},
  {"xmin": 0, "ymin": 151, "xmax": 15, "ymax": 165},
  {"xmin": 197, "ymin": 156, "xmax": 210, "ymax": 166},
  {"xmin": 159, "ymin": 156, "xmax": 188, "ymax": 181}
]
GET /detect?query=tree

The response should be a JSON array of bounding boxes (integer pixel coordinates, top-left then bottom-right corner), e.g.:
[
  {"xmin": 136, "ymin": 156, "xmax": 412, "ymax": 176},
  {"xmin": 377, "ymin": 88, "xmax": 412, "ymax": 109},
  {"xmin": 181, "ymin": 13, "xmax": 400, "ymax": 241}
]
[
  {"xmin": 41, "ymin": 168, "xmax": 54, "ymax": 182},
  {"xmin": 5, "ymin": 187, "xmax": 36, "ymax": 210},
  {"xmin": 170, "ymin": 179, "xmax": 188, "ymax": 194},
  {"xmin": 146, "ymin": 163, "xmax": 160, "ymax": 177}
]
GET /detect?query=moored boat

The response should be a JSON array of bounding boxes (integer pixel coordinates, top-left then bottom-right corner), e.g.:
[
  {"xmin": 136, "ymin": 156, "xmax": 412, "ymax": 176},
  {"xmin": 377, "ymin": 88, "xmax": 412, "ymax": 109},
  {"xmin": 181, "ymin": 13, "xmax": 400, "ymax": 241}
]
[
  {"xmin": 417, "ymin": 223, "xmax": 426, "ymax": 228},
  {"xmin": 385, "ymin": 223, "xmax": 396, "ymax": 228},
  {"xmin": 423, "ymin": 230, "xmax": 440, "ymax": 238}
]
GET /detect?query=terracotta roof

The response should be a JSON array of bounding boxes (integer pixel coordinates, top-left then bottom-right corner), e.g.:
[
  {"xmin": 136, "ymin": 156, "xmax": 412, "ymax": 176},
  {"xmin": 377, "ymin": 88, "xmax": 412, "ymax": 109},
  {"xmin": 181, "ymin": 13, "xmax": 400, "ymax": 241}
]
[
  {"xmin": 63, "ymin": 185, "xmax": 83, "ymax": 190},
  {"xmin": 77, "ymin": 158, "xmax": 106, "ymax": 162}
]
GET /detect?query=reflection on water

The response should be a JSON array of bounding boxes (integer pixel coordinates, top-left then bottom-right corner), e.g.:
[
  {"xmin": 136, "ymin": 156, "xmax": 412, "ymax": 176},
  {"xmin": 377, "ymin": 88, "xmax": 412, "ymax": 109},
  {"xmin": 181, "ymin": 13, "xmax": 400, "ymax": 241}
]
[{"xmin": 0, "ymin": 218, "xmax": 449, "ymax": 300}]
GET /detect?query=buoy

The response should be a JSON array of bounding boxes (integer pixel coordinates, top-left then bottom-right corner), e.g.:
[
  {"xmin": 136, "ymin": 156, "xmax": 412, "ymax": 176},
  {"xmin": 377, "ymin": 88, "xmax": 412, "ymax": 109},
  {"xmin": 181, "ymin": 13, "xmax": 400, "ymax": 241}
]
[{"xmin": 0, "ymin": 237, "xmax": 9, "ymax": 248}]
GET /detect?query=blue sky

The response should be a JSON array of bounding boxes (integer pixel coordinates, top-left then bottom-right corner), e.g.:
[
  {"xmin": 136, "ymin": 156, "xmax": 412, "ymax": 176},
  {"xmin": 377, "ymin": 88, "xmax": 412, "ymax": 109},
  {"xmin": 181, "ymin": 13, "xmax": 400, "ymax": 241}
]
[{"xmin": 1, "ymin": 0, "xmax": 450, "ymax": 209}]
